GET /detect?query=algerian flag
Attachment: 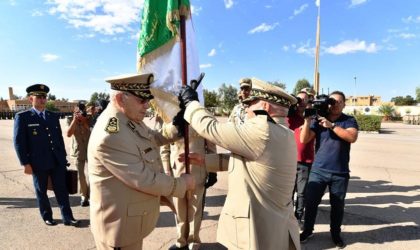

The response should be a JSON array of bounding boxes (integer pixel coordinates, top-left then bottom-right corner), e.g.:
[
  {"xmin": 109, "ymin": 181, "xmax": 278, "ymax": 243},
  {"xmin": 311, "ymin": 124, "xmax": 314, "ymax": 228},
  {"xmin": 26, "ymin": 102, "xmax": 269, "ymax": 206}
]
[{"xmin": 137, "ymin": 0, "xmax": 202, "ymax": 123}]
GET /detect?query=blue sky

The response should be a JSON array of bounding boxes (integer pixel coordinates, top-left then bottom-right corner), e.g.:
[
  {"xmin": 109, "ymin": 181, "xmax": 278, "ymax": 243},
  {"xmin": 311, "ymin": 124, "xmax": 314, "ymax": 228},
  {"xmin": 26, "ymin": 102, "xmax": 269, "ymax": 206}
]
[{"xmin": 1, "ymin": 0, "xmax": 419, "ymax": 102}]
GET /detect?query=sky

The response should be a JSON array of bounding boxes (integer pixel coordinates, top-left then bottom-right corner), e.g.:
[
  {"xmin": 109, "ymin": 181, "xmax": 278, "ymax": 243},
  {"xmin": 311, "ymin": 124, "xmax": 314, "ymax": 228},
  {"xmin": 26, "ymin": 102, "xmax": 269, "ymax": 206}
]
[{"xmin": 1, "ymin": 0, "xmax": 419, "ymax": 102}]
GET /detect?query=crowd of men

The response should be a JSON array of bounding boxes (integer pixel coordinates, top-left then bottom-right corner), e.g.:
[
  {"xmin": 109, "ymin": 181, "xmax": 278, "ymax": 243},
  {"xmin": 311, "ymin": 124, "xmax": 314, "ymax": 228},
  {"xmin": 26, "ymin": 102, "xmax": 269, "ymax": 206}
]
[{"xmin": 13, "ymin": 74, "xmax": 358, "ymax": 250}]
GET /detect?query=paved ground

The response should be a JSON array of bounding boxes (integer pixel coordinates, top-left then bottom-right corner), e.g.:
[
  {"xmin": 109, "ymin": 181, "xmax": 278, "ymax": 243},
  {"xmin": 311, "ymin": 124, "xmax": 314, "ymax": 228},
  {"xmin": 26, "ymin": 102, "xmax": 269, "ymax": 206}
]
[{"xmin": 0, "ymin": 118, "xmax": 419, "ymax": 249}]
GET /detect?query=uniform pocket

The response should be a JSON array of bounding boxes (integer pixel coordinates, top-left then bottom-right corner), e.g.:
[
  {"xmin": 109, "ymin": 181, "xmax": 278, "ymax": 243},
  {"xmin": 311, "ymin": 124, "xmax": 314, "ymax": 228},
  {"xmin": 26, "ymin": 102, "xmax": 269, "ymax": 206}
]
[
  {"xmin": 223, "ymin": 200, "xmax": 250, "ymax": 248},
  {"xmin": 125, "ymin": 198, "xmax": 159, "ymax": 241}
]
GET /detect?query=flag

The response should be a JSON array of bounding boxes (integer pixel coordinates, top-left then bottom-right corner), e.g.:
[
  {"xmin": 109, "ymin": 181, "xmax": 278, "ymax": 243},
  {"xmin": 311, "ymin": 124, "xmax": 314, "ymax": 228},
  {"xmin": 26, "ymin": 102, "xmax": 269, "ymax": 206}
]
[{"xmin": 137, "ymin": 0, "xmax": 202, "ymax": 123}]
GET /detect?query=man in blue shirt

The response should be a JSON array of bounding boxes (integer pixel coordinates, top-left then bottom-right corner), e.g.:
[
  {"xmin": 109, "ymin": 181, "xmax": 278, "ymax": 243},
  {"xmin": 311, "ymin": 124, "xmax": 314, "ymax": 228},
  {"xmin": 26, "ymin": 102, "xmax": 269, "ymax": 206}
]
[
  {"xmin": 14, "ymin": 84, "xmax": 78, "ymax": 227},
  {"xmin": 299, "ymin": 91, "xmax": 358, "ymax": 248}
]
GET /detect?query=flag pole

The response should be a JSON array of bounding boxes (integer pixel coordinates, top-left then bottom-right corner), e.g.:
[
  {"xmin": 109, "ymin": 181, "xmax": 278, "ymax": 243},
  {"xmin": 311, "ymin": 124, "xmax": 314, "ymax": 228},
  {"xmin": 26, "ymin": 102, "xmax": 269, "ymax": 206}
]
[
  {"xmin": 179, "ymin": 0, "xmax": 191, "ymax": 241},
  {"xmin": 313, "ymin": 1, "xmax": 321, "ymax": 95}
]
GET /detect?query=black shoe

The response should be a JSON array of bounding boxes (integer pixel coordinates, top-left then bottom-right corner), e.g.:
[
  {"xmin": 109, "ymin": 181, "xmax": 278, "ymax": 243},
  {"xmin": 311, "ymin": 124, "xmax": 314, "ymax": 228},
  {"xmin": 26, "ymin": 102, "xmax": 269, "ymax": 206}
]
[
  {"xmin": 168, "ymin": 244, "xmax": 189, "ymax": 250},
  {"xmin": 81, "ymin": 199, "xmax": 89, "ymax": 207},
  {"xmin": 332, "ymin": 234, "xmax": 345, "ymax": 249},
  {"xmin": 44, "ymin": 219, "xmax": 57, "ymax": 226},
  {"xmin": 300, "ymin": 230, "xmax": 313, "ymax": 243},
  {"xmin": 64, "ymin": 218, "xmax": 80, "ymax": 227}
]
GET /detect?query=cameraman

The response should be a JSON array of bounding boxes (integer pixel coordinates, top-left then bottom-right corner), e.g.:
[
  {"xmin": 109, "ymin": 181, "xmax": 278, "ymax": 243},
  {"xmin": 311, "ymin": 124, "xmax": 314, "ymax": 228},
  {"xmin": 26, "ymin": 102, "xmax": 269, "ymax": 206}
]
[
  {"xmin": 287, "ymin": 90, "xmax": 315, "ymax": 229},
  {"xmin": 299, "ymin": 91, "xmax": 358, "ymax": 248},
  {"xmin": 66, "ymin": 101, "xmax": 91, "ymax": 207}
]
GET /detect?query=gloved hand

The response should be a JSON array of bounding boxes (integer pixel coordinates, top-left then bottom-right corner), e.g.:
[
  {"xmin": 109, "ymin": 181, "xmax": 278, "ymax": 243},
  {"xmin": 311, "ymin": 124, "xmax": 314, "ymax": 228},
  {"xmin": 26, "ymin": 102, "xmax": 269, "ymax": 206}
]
[
  {"xmin": 173, "ymin": 110, "xmax": 186, "ymax": 137},
  {"xmin": 179, "ymin": 85, "xmax": 199, "ymax": 109},
  {"xmin": 204, "ymin": 172, "xmax": 218, "ymax": 189}
]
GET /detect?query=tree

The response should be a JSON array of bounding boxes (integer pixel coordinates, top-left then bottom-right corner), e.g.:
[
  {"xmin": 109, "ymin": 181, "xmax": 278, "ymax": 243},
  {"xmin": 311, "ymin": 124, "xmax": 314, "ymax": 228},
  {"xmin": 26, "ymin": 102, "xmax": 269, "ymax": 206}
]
[
  {"xmin": 90, "ymin": 92, "xmax": 110, "ymax": 104},
  {"xmin": 45, "ymin": 101, "xmax": 59, "ymax": 112},
  {"xmin": 268, "ymin": 81, "xmax": 287, "ymax": 90},
  {"xmin": 292, "ymin": 79, "xmax": 311, "ymax": 95},
  {"xmin": 390, "ymin": 95, "xmax": 417, "ymax": 106},
  {"xmin": 416, "ymin": 86, "xmax": 420, "ymax": 103},
  {"xmin": 47, "ymin": 93, "xmax": 56, "ymax": 100},
  {"xmin": 378, "ymin": 104, "xmax": 395, "ymax": 121},
  {"xmin": 203, "ymin": 89, "xmax": 219, "ymax": 107},
  {"xmin": 218, "ymin": 83, "xmax": 238, "ymax": 113}
]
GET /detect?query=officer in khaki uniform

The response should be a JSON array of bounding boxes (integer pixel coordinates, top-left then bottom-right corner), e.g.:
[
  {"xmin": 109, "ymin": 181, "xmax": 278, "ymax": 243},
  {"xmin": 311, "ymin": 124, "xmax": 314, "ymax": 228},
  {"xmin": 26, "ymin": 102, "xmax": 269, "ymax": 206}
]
[
  {"xmin": 228, "ymin": 78, "xmax": 252, "ymax": 124},
  {"xmin": 178, "ymin": 78, "xmax": 301, "ymax": 250},
  {"xmin": 88, "ymin": 73, "xmax": 196, "ymax": 250},
  {"xmin": 160, "ymin": 126, "xmax": 207, "ymax": 250}
]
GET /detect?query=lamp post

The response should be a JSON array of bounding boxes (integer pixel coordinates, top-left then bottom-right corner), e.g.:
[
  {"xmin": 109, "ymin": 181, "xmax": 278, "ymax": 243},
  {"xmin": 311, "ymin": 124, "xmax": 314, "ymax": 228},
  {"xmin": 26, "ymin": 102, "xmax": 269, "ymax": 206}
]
[{"xmin": 353, "ymin": 76, "xmax": 357, "ymax": 106}]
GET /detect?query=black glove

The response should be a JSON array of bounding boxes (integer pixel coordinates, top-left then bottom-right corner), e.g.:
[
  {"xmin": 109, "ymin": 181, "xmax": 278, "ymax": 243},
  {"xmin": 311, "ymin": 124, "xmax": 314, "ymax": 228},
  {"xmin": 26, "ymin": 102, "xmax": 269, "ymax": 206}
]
[
  {"xmin": 172, "ymin": 110, "xmax": 186, "ymax": 137},
  {"xmin": 179, "ymin": 85, "xmax": 199, "ymax": 109},
  {"xmin": 204, "ymin": 172, "xmax": 218, "ymax": 189}
]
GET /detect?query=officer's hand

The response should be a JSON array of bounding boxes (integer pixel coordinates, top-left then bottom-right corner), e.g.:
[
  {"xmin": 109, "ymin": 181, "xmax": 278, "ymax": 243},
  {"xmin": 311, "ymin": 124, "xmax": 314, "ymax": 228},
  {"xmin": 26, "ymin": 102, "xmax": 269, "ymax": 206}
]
[
  {"xmin": 179, "ymin": 85, "xmax": 199, "ymax": 109},
  {"xmin": 23, "ymin": 164, "xmax": 33, "ymax": 175},
  {"xmin": 172, "ymin": 110, "xmax": 186, "ymax": 137},
  {"xmin": 178, "ymin": 152, "xmax": 205, "ymax": 165},
  {"xmin": 181, "ymin": 174, "xmax": 196, "ymax": 191},
  {"xmin": 205, "ymin": 172, "xmax": 218, "ymax": 189}
]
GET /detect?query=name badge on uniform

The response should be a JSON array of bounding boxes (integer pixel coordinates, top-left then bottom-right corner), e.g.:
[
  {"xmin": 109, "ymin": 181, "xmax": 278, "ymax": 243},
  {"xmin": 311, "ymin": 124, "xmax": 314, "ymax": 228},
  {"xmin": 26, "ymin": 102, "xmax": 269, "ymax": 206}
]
[
  {"xmin": 28, "ymin": 124, "xmax": 40, "ymax": 127},
  {"xmin": 105, "ymin": 117, "xmax": 119, "ymax": 133}
]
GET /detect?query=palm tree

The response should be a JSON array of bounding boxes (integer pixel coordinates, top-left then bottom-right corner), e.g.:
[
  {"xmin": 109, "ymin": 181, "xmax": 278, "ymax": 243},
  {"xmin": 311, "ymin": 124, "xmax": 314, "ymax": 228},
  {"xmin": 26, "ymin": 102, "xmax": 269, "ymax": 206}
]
[{"xmin": 378, "ymin": 104, "xmax": 395, "ymax": 121}]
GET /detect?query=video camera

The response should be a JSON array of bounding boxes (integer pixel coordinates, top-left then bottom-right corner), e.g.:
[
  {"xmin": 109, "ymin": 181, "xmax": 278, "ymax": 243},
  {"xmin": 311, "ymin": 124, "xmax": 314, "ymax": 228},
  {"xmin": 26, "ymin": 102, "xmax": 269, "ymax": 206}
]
[
  {"xmin": 304, "ymin": 94, "xmax": 336, "ymax": 118},
  {"xmin": 78, "ymin": 102, "xmax": 87, "ymax": 117}
]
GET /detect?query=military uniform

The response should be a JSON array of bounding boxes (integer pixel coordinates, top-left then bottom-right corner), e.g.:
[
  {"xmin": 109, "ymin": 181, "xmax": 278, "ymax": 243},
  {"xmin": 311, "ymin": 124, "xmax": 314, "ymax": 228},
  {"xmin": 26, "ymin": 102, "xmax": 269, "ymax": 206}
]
[
  {"xmin": 161, "ymin": 126, "xmax": 207, "ymax": 248},
  {"xmin": 88, "ymin": 73, "xmax": 190, "ymax": 250},
  {"xmin": 13, "ymin": 84, "xmax": 75, "ymax": 225},
  {"xmin": 182, "ymin": 78, "xmax": 300, "ymax": 250},
  {"xmin": 228, "ymin": 78, "xmax": 252, "ymax": 125}
]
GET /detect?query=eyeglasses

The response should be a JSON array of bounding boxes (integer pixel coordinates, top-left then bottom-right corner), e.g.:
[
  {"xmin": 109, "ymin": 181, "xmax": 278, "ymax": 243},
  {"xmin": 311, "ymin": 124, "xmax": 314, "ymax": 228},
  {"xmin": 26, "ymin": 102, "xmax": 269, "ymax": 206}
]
[
  {"xmin": 34, "ymin": 95, "xmax": 47, "ymax": 99},
  {"xmin": 124, "ymin": 92, "xmax": 149, "ymax": 104},
  {"xmin": 240, "ymin": 87, "xmax": 251, "ymax": 91}
]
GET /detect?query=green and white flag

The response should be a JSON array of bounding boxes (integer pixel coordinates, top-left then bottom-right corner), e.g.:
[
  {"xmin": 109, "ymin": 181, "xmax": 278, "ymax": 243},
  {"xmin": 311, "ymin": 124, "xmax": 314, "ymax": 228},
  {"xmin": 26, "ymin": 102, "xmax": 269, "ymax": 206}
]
[{"xmin": 137, "ymin": 0, "xmax": 202, "ymax": 122}]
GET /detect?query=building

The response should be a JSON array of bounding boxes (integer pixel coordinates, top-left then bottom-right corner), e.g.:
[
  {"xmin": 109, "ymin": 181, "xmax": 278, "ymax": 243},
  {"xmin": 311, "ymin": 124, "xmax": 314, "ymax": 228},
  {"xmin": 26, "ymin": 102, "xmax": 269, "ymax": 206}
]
[{"xmin": 346, "ymin": 95, "xmax": 382, "ymax": 106}]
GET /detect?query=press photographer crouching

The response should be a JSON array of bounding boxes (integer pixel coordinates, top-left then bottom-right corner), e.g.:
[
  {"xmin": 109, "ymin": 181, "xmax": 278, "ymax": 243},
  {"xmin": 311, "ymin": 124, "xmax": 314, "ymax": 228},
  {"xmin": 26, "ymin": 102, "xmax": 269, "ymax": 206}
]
[
  {"xmin": 299, "ymin": 91, "xmax": 359, "ymax": 248},
  {"xmin": 66, "ymin": 101, "xmax": 91, "ymax": 207}
]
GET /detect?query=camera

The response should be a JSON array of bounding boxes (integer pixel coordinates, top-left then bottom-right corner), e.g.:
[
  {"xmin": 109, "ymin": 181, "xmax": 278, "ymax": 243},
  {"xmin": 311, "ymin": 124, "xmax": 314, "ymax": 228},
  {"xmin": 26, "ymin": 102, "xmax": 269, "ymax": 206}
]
[
  {"xmin": 287, "ymin": 96, "xmax": 303, "ymax": 117},
  {"xmin": 304, "ymin": 94, "xmax": 336, "ymax": 118},
  {"xmin": 78, "ymin": 102, "xmax": 87, "ymax": 117}
]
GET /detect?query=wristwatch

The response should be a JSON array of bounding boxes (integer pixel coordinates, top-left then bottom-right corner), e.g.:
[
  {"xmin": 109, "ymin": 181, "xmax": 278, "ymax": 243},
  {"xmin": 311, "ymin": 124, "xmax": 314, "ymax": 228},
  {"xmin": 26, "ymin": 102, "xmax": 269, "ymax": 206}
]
[{"xmin": 331, "ymin": 123, "xmax": 336, "ymax": 130}]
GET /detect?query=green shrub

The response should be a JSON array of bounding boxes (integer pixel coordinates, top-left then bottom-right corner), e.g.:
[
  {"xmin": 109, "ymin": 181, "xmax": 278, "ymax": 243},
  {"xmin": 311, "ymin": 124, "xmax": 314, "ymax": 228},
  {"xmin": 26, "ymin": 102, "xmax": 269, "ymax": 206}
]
[{"xmin": 355, "ymin": 115, "xmax": 382, "ymax": 131}]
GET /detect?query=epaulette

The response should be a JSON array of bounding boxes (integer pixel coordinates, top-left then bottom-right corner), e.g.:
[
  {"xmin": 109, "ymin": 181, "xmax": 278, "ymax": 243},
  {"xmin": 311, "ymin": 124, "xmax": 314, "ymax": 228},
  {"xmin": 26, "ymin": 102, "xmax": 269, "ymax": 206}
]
[{"xmin": 105, "ymin": 117, "xmax": 119, "ymax": 133}]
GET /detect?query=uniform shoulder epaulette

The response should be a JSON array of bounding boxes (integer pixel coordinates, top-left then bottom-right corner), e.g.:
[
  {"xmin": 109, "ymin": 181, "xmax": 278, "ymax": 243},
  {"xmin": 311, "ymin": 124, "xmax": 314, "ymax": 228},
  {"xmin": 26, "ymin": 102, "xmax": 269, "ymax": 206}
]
[{"xmin": 105, "ymin": 117, "xmax": 119, "ymax": 133}]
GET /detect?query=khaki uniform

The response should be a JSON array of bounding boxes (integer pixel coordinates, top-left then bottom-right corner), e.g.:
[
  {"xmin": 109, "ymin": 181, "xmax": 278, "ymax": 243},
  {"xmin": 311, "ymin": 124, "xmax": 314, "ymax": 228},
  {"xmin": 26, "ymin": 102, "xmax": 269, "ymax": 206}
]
[
  {"xmin": 161, "ymin": 127, "xmax": 207, "ymax": 248},
  {"xmin": 228, "ymin": 103, "xmax": 246, "ymax": 124},
  {"xmin": 67, "ymin": 116, "xmax": 90, "ymax": 198},
  {"xmin": 184, "ymin": 101, "xmax": 300, "ymax": 250},
  {"xmin": 88, "ymin": 105, "xmax": 187, "ymax": 249}
]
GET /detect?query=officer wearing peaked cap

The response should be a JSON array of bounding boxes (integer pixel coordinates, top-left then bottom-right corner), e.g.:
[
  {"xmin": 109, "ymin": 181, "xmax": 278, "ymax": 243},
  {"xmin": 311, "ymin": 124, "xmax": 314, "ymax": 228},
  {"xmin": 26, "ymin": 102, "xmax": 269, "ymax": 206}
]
[
  {"xmin": 178, "ymin": 78, "xmax": 300, "ymax": 250},
  {"xmin": 87, "ymin": 73, "xmax": 196, "ymax": 250},
  {"xmin": 13, "ymin": 84, "xmax": 79, "ymax": 226},
  {"xmin": 228, "ymin": 78, "xmax": 252, "ymax": 124}
]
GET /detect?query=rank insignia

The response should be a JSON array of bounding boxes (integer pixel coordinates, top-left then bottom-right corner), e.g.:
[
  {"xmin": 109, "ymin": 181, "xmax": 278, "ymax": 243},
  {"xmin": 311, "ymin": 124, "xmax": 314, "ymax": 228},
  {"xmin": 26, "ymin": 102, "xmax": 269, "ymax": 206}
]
[{"xmin": 105, "ymin": 117, "xmax": 119, "ymax": 133}]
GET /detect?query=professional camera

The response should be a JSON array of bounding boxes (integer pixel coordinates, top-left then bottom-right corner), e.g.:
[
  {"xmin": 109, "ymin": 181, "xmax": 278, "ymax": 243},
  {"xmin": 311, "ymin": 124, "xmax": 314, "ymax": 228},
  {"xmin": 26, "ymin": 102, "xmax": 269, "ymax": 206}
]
[
  {"xmin": 304, "ymin": 94, "xmax": 336, "ymax": 118},
  {"xmin": 78, "ymin": 102, "xmax": 87, "ymax": 117}
]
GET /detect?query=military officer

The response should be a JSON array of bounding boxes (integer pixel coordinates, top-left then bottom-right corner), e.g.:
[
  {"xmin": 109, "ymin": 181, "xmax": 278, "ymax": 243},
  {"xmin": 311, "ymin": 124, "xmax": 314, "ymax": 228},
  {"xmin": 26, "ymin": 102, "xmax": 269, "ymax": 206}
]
[
  {"xmin": 13, "ymin": 84, "xmax": 78, "ymax": 226},
  {"xmin": 228, "ymin": 77, "xmax": 252, "ymax": 124},
  {"xmin": 88, "ymin": 73, "xmax": 196, "ymax": 250},
  {"xmin": 160, "ymin": 126, "xmax": 207, "ymax": 250},
  {"xmin": 178, "ymin": 78, "xmax": 301, "ymax": 250}
]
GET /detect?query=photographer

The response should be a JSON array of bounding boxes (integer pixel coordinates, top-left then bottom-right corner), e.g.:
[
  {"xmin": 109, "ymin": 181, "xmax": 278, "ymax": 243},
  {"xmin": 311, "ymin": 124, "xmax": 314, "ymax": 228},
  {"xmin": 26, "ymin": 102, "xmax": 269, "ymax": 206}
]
[
  {"xmin": 66, "ymin": 101, "xmax": 91, "ymax": 207},
  {"xmin": 287, "ymin": 90, "xmax": 315, "ymax": 229},
  {"xmin": 299, "ymin": 91, "xmax": 358, "ymax": 248}
]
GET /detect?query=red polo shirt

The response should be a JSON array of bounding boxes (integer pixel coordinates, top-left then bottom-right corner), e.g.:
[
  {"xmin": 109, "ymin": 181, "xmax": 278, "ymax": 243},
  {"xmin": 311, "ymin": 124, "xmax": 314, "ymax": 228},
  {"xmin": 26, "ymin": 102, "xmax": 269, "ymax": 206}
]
[{"xmin": 287, "ymin": 114, "xmax": 315, "ymax": 163}]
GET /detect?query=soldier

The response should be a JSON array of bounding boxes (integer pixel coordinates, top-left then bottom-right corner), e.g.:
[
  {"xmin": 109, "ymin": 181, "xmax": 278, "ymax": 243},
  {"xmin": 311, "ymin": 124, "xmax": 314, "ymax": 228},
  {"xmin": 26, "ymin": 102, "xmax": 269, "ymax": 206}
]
[
  {"xmin": 88, "ymin": 73, "xmax": 196, "ymax": 250},
  {"xmin": 66, "ymin": 101, "xmax": 91, "ymax": 207},
  {"xmin": 228, "ymin": 77, "xmax": 252, "ymax": 124},
  {"xmin": 178, "ymin": 78, "xmax": 300, "ymax": 250},
  {"xmin": 13, "ymin": 84, "xmax": 78, "ymax": 226},
  {"xmin": 160, "ymin": 127, "xmax": 207, "ymax": 250}
]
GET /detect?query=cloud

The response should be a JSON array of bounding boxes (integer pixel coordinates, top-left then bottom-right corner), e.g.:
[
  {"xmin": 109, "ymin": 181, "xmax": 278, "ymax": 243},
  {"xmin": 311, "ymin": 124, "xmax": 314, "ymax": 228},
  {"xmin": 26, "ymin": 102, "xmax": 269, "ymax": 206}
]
[
  {"xmin": 265, "ymin": 5, "xmax": 272, "ymax": 9},
  {"xmin": 282, "ymin": 45, "xmax": 290, "ymax": 51},
  {"xmin": 208, "ymin": 49, "xmax": 216, "ymax": 57},
  {"xmin": 224, "ymin": 0, "xmax": 234, "ymax": 9},
  {"xmin": 325, "ymin": 40, "xmax": 378, "ymax": 54},
  {"xmin": 9, "ymin": 0, "xmax": 16, "ymax": 6},
  {"xmin": 315, "ymin": 0, "xmax": 320, "ymax": 7},
  {"xmin": 248, "ymin": 22, "xmax": 279, "ymax": 34},
  {"xmin": 296, "ymin": 41, "xmax": 315, "ymax": 56},
  {"xmin": 46, "ymin": 0, "xmax": 142, "ymax": 35},
  {"xmin": 31, "ymin": 10, "xmax": 44, "ymax": 16},
  {"xmin": 402, "ymin": 15, "xmax": 420, "ymax": 24},
  {"xmin": 200, "ymin": 63, "xmax": 212, "ymax": 69},
  {"xmin": 350, "ymin": 0, "xmax": 368, "ymax": 7},
  {"xmin": 191, "ymin": 5, "xmax": 202, "ymax": 16},
  {"xmin": 42, "ymin": 53, "xmax": 60, "ymax": 62},
  {"xmin": 398, "ymin": 33, "xmax": 416, "ymax": 39},
  {"xmin": 293, "ymin": 4, "xmax": 308, "ymax": 16}
]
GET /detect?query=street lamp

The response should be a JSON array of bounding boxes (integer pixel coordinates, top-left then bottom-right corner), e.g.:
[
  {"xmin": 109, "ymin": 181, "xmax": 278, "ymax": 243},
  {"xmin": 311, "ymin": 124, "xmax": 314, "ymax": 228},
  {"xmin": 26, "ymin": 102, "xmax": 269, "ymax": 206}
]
[{"xmin": 353, "ymin": 76, "xmax": 357, "ymax": 106}]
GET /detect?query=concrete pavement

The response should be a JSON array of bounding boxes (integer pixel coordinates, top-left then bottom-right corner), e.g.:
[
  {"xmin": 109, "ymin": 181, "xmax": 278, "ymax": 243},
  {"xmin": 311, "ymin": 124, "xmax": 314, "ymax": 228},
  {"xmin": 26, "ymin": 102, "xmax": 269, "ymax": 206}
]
[{"xmin": 0, "ymin": 119, "xmax": 419, "ymax": 249}]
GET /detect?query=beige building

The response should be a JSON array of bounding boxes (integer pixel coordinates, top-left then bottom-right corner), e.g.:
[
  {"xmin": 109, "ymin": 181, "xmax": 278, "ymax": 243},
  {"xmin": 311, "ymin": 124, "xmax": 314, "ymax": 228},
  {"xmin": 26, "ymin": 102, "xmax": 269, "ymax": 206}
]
[{"xmin": 346, "ymin": 95, "xmax": 382, "ymax": 106}]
